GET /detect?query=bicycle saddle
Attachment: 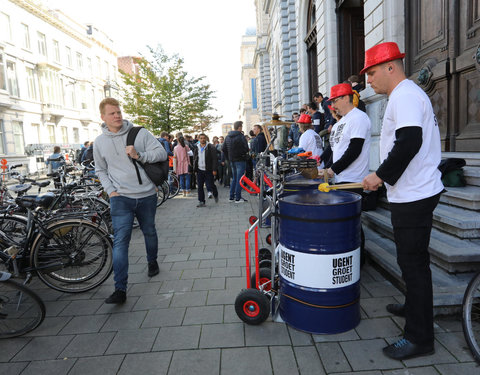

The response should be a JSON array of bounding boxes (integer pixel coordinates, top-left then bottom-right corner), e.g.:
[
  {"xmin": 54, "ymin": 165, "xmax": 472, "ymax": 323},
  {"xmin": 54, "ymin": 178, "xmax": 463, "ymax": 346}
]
[
  {"xmin": 16, "ymin": 192, "xmax": 55, "ymax": 209},
  {"xmin": 8, "ymin": 184, "xmax": 32, "ymax": 194},
  {"xmin": 33, "ymin": 181, "xmax": 51, "ymax": 188}
]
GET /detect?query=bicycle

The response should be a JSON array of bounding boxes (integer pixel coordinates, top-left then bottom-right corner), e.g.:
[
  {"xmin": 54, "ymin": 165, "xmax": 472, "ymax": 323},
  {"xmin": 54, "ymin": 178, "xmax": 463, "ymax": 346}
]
[
  {"xmin": 0, "ymin": 271, "xmax": 45, "ymax": 338},
  {"xmin": 168, "ymin": 171, "xmax": 180, "ymax": 198},
  {"xmin": 462, "ymin": 271, "xmax": 480, "ymax": 362}
]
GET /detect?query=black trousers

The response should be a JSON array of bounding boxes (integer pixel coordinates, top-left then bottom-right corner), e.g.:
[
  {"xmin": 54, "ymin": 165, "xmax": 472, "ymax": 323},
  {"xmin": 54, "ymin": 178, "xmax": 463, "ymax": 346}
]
[
  {"xmin": 196, "ymin": 170, "xmax": 218, "ymax": 203},
  {"xmin": 389, "ymin": 193, "xmax": 441, "ymax": 345}
]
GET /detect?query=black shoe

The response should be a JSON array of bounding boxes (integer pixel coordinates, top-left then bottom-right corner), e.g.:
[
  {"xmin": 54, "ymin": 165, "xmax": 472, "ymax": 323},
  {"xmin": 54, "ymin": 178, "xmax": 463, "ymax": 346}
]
[
  {"xmin": 386, "ymin": 303, "xmax": 405, "ymax": 317},
  {"xmin": 105, "ymin": 289, "xmax": 126, "ymax": 304},
  {"xmin": 148, "ymin": 260, "xmax": 159, "ymax": 277},
  {"xmin": 196, "ymin": 202, "xmax": 206, "ymax": 207},
  {"xmin": 383, "ymin": 338, "xmax": 434, "ymax": 360},
  {"xmin": 214, "ymin": 195, "xmax": 219, "ymax": 203}
]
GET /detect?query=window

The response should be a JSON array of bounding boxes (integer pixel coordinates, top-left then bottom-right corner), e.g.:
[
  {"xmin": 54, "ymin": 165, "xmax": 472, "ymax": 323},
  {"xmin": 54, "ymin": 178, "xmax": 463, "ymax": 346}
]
[
  {"xmin": 251, "ymin": 78, "xmax": 257, "ymax": 109},
  {"xmin": 76, "ymin": 52, "xmax": 83, "ymax": 71},
  {"xmin": 104, "ymin": 60, "xmax": 109, "ymax": 78},
  {"xmin": 0, "ymin": 13, "xmax": 12, "ymax": 42},
  {"xmin": 0, "ymin": 120, "xmax": 5, "ymax": 154},
  {"xmin": 53, "ymin": 40, "xmax": 60, "ymax": 62},
  {"xmin": 87, "ymin": 57, "xmax": 92, "ymax": 76},
  {"xmin": 0, "ymin": 53, "xmax": 6, "ymax": 90},
  {"xmin": 72, "ymin": 127, "xmax": 79, "ymax": 143},
  {"xmin": 26, "ymin": 67, "xmax": 37, "ymax": 100},
  {"xmin": 12, "ymin": 121, "xmax": 25, "ymax": 155},
  {"xmin": 31, "ymin": 123, "xmax": 40, "ymax": 144},
  {"xmin": 66, "ymin": 47, "xmax": 72, "ymax": 67},
  {"xmin": 60, "ymin": 126, "xmax": 68, "ymax": 143},
  {"xmin": 112, "ymin": 66, "xmax": 118, "ymax": 82},
  {"xmin": 80, "ymin": 83, "xmax": 87, "ymax": 109},
  {"xmin": 37, "ymin": 32, "xmax": 47, "ymax": 57},
  {"xmin": 21, "ymin": 24, "xmax": 30, "ymax": 49},
  {"xmin": 96, "ymin": 56, "xmax": 101, "ymax": 76},
  {"xmin": 47, "ymin": 125, "xmax": 55, "ymax": 143},
  {"xmin": 38, "ymin": 68, "xmax": 62, "ymax": 105},
  {"xmin": 6, "ymin": 61, "xmax": 19, "ymax": 97}
]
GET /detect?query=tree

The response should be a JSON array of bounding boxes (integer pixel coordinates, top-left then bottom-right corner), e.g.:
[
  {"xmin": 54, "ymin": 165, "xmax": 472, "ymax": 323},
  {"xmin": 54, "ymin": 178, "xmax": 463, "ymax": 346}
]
[{"xmin": 119, "ymin": 46, "xmax": 219, "ymax": 135}]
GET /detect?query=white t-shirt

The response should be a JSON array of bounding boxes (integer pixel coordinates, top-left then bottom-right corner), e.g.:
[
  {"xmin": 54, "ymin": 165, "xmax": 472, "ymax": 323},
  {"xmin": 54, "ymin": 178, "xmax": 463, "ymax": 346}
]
[
  {"xmin": 330, "ymin": 107, "xmax": 371, "ymax": 183},
  {"xmin": 380, "ymin": 79, "xmax": 444, "ymax": 203},
  {"xmin": 299, "ymin": 128, "xmax": 324, "ymax": 169}
]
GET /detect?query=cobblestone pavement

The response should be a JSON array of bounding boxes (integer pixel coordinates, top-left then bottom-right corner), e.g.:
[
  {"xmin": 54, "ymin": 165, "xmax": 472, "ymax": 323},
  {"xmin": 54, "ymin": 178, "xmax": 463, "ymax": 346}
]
[{"xmin": 1, "ymin": 186, "xmax": 479, "ymax": 375}]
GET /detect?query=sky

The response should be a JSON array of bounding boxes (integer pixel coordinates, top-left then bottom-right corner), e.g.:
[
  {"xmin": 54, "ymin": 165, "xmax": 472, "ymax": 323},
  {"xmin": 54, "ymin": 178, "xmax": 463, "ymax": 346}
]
[{"xmin": 44, "ymin": 0, "xmax": 257, "ymax": 135}]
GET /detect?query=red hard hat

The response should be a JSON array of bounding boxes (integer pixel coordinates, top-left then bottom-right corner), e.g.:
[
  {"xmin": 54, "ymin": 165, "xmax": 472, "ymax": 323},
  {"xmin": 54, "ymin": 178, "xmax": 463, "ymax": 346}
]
[
  {"xmin": 329, "ymin": 83, "xmax": 354, "ymax": 101},
  {"xmin": 297, "ymin": 114, "xmax": 312, "ymax": 124},
  {"xmin": 360, "ymin": 42, "xmax": 405, "ymax": 75}
]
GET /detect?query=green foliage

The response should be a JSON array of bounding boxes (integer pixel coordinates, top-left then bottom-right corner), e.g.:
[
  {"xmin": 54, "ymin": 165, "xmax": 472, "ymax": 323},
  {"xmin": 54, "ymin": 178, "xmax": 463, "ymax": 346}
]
[{"xmin": 119, "ymin": 46, "xmax": 219, "ymax": 135}]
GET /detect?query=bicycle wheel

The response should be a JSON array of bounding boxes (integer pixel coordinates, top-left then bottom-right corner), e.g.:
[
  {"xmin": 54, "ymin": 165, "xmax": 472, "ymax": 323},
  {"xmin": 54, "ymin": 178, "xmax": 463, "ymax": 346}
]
[
  {"xmin": 30, "ymin": 219, "xmax": 113, "ymax": 293},
  {"xmin": 463, "ymin": 271, "xmax": 480, "ymax": 363},
  {"xmin": 0, "ymin": 215, "xmax": 28, "ymax": 249},
  {"xmin": 168, "ymin": 173, "xmax": 180, "ymax": 198},
  {"xmin": 0, "ymin": 276, "xmax": 45, "ymax": 338}
]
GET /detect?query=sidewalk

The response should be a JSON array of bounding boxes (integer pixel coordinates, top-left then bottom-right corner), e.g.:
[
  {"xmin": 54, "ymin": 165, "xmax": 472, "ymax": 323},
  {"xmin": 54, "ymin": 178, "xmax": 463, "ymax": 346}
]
[{"xmin": 0, "ymin": 186, "xmax": 478, "ymax": 375}]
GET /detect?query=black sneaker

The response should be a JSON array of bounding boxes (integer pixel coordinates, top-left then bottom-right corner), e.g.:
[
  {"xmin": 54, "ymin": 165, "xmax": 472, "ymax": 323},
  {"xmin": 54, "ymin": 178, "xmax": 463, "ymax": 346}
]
[
  {"xmin": 383, "ymin": 338, "xmax": 434, "ymax": 360},
  {"xmin": 196, "ymin": 202, "xmax": 206, "ymax": 208},
  {"xmin": 148, "ymin": 260, "xmax": 159, "ymax": 277},
  {"xmin": 105, "ymin": 289, "xmax": 126, "ymax": 304}
]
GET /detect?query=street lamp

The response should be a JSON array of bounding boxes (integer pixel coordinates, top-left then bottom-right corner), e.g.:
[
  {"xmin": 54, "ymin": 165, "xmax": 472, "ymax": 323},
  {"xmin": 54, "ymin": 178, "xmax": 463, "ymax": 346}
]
[{"xmin": 103, "ymin": 80, "xmax": 112, "ymax": 98}]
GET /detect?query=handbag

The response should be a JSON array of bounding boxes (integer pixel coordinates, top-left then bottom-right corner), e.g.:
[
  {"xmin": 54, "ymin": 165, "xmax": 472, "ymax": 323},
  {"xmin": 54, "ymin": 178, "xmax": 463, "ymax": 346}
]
[{"xmin": 126, "ymin": 126, "xmax": 169, "ymax": 186}]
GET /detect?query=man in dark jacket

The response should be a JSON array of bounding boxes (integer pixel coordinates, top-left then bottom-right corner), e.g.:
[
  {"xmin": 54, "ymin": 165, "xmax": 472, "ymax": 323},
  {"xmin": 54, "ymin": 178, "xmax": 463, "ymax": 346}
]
[
  {"xmin": 223, "ymin": 121, "xmax": 249, "ymax": 203},
  {"xmin": 193, "ymin": 133, "xmax": 218, "ymax": 207},
  {"xmin": 251, "ymin": 124, "xmax": 267, "ymax": 156}
]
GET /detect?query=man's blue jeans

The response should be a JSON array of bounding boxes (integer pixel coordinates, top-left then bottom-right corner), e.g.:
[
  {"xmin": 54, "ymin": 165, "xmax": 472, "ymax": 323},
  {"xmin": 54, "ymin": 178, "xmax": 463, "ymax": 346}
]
[
  {"xmin": 110, "ymin": 194, "xmax": 158, "ymax": 291},
  {"xmin": 230, "ymin": 161, "xmax": 246, "ymax": 201}
]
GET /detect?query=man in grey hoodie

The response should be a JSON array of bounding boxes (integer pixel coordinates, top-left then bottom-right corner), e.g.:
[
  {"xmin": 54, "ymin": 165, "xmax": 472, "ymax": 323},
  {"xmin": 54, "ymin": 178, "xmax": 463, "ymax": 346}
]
[{"xmin": 94, "ymin": 98, "xmax": 167, "ymax": 304}]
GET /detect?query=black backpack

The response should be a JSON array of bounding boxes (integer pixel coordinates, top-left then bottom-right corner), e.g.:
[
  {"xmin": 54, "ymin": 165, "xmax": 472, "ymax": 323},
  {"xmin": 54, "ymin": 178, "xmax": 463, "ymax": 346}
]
[{"xmin": 126, "ymin": 127, "xmax": 169, "ymax": 186}]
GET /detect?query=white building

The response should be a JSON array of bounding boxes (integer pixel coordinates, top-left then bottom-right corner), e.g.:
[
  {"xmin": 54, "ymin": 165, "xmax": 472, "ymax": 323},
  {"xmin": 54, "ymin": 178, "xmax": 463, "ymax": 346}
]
[{"xmin": 0, "ymin": 0, "xmax": 120, "ymax": 172}]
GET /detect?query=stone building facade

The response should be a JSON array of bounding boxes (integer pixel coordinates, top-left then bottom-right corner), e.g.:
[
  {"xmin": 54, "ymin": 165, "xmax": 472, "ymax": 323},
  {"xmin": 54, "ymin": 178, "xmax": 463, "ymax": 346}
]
[{"xmin": 0, "ymin": 0, "xmax": 119, "ymax": 171}]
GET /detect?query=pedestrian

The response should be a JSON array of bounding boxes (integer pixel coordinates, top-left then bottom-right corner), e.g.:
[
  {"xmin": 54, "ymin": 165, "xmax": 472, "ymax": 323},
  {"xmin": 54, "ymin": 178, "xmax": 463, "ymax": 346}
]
[
  {"xmin": 45, "ymin": 146, "xmax": 65, "ymax": 173},
  {"xmin": 93, "ymin": 97, "xmax": 167, "ymax": 304},
  {"xmin": 361, "ymin": 42, "xmax": 444, "ymax": 360},
  {"xmin": 313, "ymin": 92, "xmax": 335, "ymax": 130},
  {"xmin": 298, "ymin": 114, "xmax": 323, "ymax": 165},
  {"xmin": 174, "ymin": 136, "xmax": 191, "ymax": 196},
  {"xmin": 158, "ymin": 131, "xmax": 174, "ymax": 157},
  {"xmin": 193, "ymin": 133, "xmax": 218, "ymax": 207},
  {"xmin": 223, "ymin": 121, "xmax": 249, "ymax": 203},
  {"xmin": 288, "ymin": 112, "xmax": 301, "ymax": 147},
  {"xmin": 216, "ymin": 136, "xmax": 225, "ymax": 185},
  {"xmin": 306, "ymin": 101, "xmax": 324, "ymax": 134}
]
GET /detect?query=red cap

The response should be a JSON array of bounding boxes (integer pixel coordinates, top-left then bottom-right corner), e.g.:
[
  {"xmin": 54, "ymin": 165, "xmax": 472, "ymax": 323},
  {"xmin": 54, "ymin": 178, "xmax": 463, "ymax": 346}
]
[
  {"xmin": 297, "ymin": 114, "xmax": 312, "ymax": 124},
  {"xmin": 360, "ymin": 42, "xmax": 405, "ymax": 74},
  {"xmin": 329, "ymin": 83, "xmax": 354, "ymax": 101}
]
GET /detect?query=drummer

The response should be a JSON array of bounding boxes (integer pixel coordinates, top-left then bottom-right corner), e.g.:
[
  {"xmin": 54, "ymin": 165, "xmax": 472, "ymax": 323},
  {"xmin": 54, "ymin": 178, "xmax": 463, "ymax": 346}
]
[{"xmin": 297, "ymin": 113, "xmax": 324, "ymax": 169}]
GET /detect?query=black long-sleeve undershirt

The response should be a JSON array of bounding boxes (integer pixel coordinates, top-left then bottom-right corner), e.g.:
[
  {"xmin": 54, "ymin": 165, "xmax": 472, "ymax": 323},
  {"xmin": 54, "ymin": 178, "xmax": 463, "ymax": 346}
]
[
  {"xmin": 376, "ymin": 126, "xmax": 422, "ymax": 186},
  {"xmin": 331, "ymin": 138, "xmax": 364, "ymax": 174}
]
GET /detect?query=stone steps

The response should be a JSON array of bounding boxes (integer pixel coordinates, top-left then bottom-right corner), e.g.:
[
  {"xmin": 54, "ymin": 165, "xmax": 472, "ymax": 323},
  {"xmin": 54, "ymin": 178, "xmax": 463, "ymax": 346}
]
[
  {"xmin": 362, "ymin": 207, "xmax": 480, "ymax": 273},
  {"xmin": 364, "ymin": 227, "xmax": 473, "ymax": 315},
  {"xmin": 464, "ymin": 166, "xmax": 480, "ymax": 187},
  {"xmin": 440, "ymin": 185, "xmax": 480, "ymax": 211},
  {"xmin": 442, "ymin": 152, "xmax": 480, "ymax": 167}
]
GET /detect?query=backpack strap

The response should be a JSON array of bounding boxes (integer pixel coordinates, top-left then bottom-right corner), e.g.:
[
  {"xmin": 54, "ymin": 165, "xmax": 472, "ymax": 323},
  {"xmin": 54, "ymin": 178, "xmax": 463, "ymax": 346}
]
[{"xmin": 126, "ymin": 126, "xmax": 145, "ymax": 185}]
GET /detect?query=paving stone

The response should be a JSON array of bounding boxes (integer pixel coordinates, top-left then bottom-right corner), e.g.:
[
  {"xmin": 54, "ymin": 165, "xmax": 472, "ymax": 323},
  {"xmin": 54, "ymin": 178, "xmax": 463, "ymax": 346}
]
[
  {"xmin": 402, "ymin": 339, "xmax": 457, "ymax": 367},
  {"xmin": 382, "ymin": 367, "xmax": 440, "ymax": 375},
  {"xmin": 179, "ymin": 245, "xmax": 206, "ymax": 254},
  {"xmin": 43, "ymin": 300, "xmax": 71, "ymax": 317},
  {"xmin": 68, "ymin": 354, "xmax": 124, "ymax": 375},
  {"xmin": 270, "ymin": 346, "xmax": 299, "ymax": 375},
  {"xmin": 171, "ymin": 260, "xmax": 201, "ymax": 270},
  {"xmin": 132, "ymin": 293, "xmax": 173, "ymax": 310},
  {"xmin": 360, "ymin": 296, "xmax": 400, "ymax": 318},
  {"xmin": 117, "ymin": 351, "xmax": 172, "ymax": 375},
  {"xmin": 223, "ymin": 304, "xmax": 240, "ymax": 323},
  {"xmin": 183, "ymin": 305, "xmax": 224, "ymax": 325},
  {"xmin": 11, "ymin": 335, "xmax": 73, "ymax": 361},
  {"xmin": 0, "ymin": 338, "xmax": 30, "ymax": 362},
  {"xmin": 189, "ymin": 252, "xmax": 216, "ymax": 260},
  {"xmin": 152, "ymin": 325, "xmax": 201, "ymax": 350},
  {"xmin": 435, "ymin": 316, "xmax": 463, "ymax": 332},
  {"xmin": 148, "ymin": 270, "xmax": 183, "ymax": 281},
  {"xmin": 436, "ymin": 362, "xmax": 480, "ymax": 375},
  {"xmin": 200, "ymin": 323, "xmax": 244, "ymax": 348},
  {"xmin": 106, "ymin": 328, "xmax": 158, "ymax": 354},
  {"xmin": 436, "ymin": 331, "xmax": 476, "ymax": 362},
  {"xmin": 163, "ymin": 253, "xmax": 189, "ymax": 263},
  {"xmin": 312, "ymin": 327, "xmax": 360, "ymax": 342},
  {"xmin": 0, "ymin": 362, "xmax": 28, "ymax": 375},
  {"xmin": 340, "ymin": 339, "xmax": 402, "ymax": 371},
  {"xmin": 226, "ymin": 276, "xmax": 245, "ymax": 291},
  {"xmin": 59, "ymin": 299, "xmax": 104, "ymax": 316},
  {"xmin": 199, "ymin": 259, "xmax": 227, "ymax": 268},
  {"xmin": 60, "ymin": 332, "xmax": 115, "ymax": 357},
  {"xmin": 293, "ymin": 346, "xmax": 326, "ymax": 374},
  {"xmin": 180, "ymin": 268, "xmax": 212, "ymax": 279},
  {"xmin": 59, "ymin": 314, "xmax": 109, "ymax": 335},
  {"xmin": 316, "ymin": 342, "xmax": 351, "ymax": 373},
  {"xmin": 221, "ymin": 347, "xmax": 271, "ymax": 375},
  {"xmin": 245, "ymin": 321, "xmax": 291, "ymax": 346},
  {"xmin": 169, "ymin": 349, "xmax": 220, "ymax": 374},
  {"xmin": 288, "ymin": 326, "xmax": 314, "ymax": 346},
  {"xmin": 355, "ymin": 317, "xmax": 403, "ymax": 339},
  {"xmin": 211, "ymin": 266, "xmax": 242, "ymax": 277},
  {"xmin": 128, "ymin": 263, "xmax": 147, "ymax": 273},
  {"xmin": 159, "ymin": 279, "xmax": 193, "ymax": 293},
  {"xmin": 170, "ymin": 291, "xmax": 208, "ymax": 307},
  {"xmin": 227, "ymin": 258, "xmax": 246, "ymax": 267},
  {"xmin": 207, "ymin": 290, "xmax": 236, "ymax": 305},
  {"xmin": 101, "ymin": 311, "xmax": 147, "ymax": 332},
  {"xmin": 127, "ymin": 282, "xmax": 162, "ymax": 296},
  {"xmin": 142, "ymin": 307, "xmax": 186, "ymax": 328},
  {"xmin": 95, "ymin": 296, "xmax": 140, "ymax": 314},
  {"xmin": 362, "ymin": 282, "xmax": 404, "ymax": 298},
  {"xmin": 24, "ymin": 316, "xmax": 71, "ymax": 336},
  {"xmin": 192, "ymin": 277, "xmax": 226, "ymax": 291}
]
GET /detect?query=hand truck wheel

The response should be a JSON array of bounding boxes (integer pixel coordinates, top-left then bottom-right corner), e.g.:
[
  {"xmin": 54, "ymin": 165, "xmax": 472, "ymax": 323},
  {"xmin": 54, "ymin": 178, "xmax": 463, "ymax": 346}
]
[
  {"xmin": 248, "ymin": 216, "xmax": 257, "ymax": 225},
  {"xmin": 235, "ymin": 289, "xmax": 270, "ymax": 325},
  {"xmin": 250, "ymin": 267, "xmax": 273, "ymax": 292},
  {"xmin": 266, "ymin": 234, "xmax": 272, "ymax": 245},
  {"xmin": 259, "ymin": 248, "xmax": 271, "ymax": 261}
]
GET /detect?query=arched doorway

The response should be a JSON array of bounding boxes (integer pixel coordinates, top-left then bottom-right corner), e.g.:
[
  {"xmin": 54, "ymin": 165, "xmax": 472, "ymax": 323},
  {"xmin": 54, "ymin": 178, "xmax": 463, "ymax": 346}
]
[{"xmin": 305, "ymin": 0, "xmax": 318, "ymax": 100}]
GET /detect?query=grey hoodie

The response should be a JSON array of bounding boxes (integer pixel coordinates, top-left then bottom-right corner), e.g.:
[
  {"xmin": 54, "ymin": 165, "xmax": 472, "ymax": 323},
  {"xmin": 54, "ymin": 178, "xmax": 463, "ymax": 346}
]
[{"xmin": 93, "ymin": 120, "xmax": 167, "ymax": 198}]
